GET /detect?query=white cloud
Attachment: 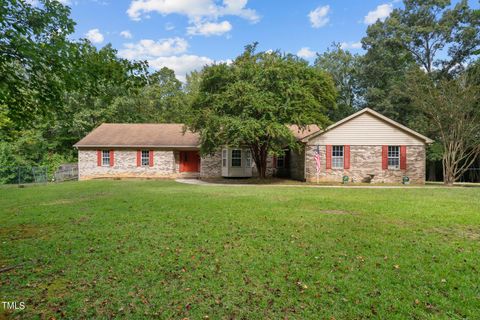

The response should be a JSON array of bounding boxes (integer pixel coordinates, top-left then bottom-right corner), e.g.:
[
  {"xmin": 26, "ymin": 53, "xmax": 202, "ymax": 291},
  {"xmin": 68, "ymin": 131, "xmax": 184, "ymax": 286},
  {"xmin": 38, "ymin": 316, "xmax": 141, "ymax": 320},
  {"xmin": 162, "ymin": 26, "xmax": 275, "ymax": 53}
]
[
  {"xmin": 85, "ymin": 28, "xmax": 104, "ymax": 44},
  {"xmin": 297, "ymin": 47, "xmax": 316, "ymax": 59},
  {"xmin": 364, "ymin": 4, "xmax": 393, "ymax": 24},
  {"xmin": 149, "ymin": 55, "xmax": 214, "ymax": 81},
  {"xmin": 127, "ymin": 0, "xmax": 259, "ymax": 22},
  {"xmin": 118, "ymin": 37, "xmax": 188, "ymax": 60},
  {"xmin": 187, "ymin": 20, "xmax": 232, "ymax": 36},
  {"xmin": 120, "ymin": 30, "xmax": 133, "ymax": 39},
  {"xmin": 340, "ymin": 41, "xmax": 362, "ymax": 49},
  {"xmin": 165, "ymin": 22, "xmax": 175, "ymax": 31},
  {"xmin": 57, "ymin": 0, "xmax": 71, "ymax": 4},
  {"xmin": 308, "ymin": 5, "xmax": 330, "ymax": 28}
]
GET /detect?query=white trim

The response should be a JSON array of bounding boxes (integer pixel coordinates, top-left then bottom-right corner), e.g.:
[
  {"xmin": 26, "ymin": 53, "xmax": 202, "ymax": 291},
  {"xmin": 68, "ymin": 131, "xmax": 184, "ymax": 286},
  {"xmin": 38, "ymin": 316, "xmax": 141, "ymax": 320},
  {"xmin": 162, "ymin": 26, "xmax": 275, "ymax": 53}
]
[{"xmin": 302, "ymin": 108, "xmax": 433, "ymax": 144}]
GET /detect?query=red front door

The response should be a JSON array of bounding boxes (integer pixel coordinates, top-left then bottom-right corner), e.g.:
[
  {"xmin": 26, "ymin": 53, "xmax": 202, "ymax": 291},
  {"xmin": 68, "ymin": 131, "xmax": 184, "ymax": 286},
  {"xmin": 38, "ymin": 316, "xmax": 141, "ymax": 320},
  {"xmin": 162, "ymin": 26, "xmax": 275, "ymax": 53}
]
[{"xmin": 179, "ymin": 151, "xmax": 200, "ymax": 172}]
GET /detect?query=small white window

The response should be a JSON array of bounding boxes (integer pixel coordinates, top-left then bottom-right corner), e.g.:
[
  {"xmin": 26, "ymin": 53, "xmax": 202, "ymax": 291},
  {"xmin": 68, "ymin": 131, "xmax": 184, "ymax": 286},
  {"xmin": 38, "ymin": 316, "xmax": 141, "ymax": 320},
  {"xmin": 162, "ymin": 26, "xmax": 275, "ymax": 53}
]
[
  {"xmin": 332, "ymin": 146, "xmax": 344, "ymax": 169},
  {"xmin": 231, "ymin": 149, "xmax": 241, "ymax": 167},
  {"xmin": 276, "ymin": 155, "xmax": 285, "ymax": 168},
  {"xmin": 245, "ymin": 150, "xmax": 252, "ymax": 168},
  {"xmin": 222, "ymin": 149, "xmax": 227, "ymax": 167},
  {"xmin": 102, "ymin": 150, "xmax": 110, "ymax": 166},
  {"xmin": 141, "ymin": 150, "xmax": 150, "ymax": 166},
  {"xmin": 388, "ymin": 146, "xmax": 400, "ymax": 169}
]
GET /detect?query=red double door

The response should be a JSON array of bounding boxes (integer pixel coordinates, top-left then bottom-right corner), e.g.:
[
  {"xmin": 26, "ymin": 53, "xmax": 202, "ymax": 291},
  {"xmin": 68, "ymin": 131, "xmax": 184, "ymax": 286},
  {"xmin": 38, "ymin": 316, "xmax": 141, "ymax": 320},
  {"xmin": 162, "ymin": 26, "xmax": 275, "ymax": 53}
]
[{"xmin": 179, "ymin": 151, "xmax": 200, "ymax": 173}]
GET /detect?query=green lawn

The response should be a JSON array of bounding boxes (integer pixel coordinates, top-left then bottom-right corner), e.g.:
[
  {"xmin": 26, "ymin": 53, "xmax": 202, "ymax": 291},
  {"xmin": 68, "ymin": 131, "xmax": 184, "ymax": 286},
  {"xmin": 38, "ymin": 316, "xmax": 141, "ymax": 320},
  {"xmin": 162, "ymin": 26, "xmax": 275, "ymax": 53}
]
[{"xmin": 1, "ymin": 181, "xmax": 479, "ymax": 319}]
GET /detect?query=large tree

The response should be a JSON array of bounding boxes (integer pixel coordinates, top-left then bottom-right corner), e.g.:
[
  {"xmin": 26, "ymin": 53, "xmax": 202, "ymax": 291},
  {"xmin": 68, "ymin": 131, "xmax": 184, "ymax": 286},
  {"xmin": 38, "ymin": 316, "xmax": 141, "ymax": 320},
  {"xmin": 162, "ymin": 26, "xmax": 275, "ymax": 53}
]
[
  {"xmin": 0, "ymin": 0, "xmax": 75, "ymax": 133},
  {"xmin": 360, "ymin": 0, "xmax": 479, "ymax": 123},
  {"xmin": 315, "ymin": 43, "xmax": 361, "ymax": 121},
  {"xmin": 407, "ymin": 70, "xmax": 480, "ymax": 185},
  {"xmin": 188, "ymin": 44, "xmax": 336, "ymax": 178}
]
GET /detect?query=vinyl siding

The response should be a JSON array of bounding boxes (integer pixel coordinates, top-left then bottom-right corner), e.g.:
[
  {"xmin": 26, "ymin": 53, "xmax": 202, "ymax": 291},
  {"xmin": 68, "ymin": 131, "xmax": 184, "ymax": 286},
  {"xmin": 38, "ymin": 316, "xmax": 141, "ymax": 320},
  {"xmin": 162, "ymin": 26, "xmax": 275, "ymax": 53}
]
[{"xmin": 308, "ymin": 113, "xmax": 425, "ymax": 146}]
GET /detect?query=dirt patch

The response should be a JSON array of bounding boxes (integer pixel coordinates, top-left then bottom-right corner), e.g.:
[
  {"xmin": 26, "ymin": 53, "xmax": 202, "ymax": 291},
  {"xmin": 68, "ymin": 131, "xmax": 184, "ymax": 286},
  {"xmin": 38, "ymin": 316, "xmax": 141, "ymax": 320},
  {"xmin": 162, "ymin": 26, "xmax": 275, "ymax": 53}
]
[
  {"xmin": 319, "ymin": 210, "xmax": 359, "ymax": 215},
  {"xmin": 430, "ymin": 227, "xmax": 480, "ymax": 240},
  {"xmin": 0, "ymin": 224, "xmax": 49, "ymax": 241},
  {"xmin": 39, "ymin": 192, "xmax": 113, "ymax": 206}
]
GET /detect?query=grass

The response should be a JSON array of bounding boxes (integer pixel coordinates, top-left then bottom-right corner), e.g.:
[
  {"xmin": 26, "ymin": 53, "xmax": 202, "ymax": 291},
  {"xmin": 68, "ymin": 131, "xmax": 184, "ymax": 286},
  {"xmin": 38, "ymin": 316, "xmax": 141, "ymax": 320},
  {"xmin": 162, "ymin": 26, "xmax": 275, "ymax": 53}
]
[{"xmin": 0, "ymin": 180, "xmax": 479, "ymax": 319}]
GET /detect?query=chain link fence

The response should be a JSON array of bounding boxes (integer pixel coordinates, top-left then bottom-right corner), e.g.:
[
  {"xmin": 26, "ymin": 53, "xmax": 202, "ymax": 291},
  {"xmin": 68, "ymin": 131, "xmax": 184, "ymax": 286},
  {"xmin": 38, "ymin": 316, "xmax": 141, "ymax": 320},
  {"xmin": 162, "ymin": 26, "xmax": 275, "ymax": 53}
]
[
  {"xmin": 0, "ymin": 166, "xmax": 49, "ymax": 185},
  {"xmin": 0, "ymin": 164, "xmax": 78, "ymax": 186}
]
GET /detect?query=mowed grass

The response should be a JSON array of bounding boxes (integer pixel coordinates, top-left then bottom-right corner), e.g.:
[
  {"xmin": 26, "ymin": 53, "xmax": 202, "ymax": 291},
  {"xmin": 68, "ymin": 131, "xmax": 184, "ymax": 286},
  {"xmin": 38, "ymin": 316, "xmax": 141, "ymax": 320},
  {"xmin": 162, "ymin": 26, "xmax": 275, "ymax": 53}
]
[{"xmin": 0, "ymin": 181, "xmax": 479, "ymax": 319}]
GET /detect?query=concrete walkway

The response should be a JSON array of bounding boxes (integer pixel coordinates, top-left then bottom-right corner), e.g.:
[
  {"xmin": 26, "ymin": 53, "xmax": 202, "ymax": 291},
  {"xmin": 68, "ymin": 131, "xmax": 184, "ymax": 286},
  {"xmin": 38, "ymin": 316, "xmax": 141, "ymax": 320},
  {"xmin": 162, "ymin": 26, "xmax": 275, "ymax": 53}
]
[{"xmin": 174, "ymin": 178, "xmax": 445, "ymax": 189}]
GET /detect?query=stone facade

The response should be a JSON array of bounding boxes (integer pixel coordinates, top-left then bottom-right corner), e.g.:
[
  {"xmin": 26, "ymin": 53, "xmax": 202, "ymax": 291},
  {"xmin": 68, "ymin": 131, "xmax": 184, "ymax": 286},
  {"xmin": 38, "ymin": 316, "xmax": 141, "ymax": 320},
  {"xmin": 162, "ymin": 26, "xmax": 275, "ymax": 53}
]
[
  {"xmin": 200, "ymin": 151, "xmax": 222, "ymax": 178},
  {"xmin": 78, "ymin": 149, "xmax": 179, "ymax": 180},
  {"xmin": 78, "ymin": 145, "xmax": 426, "ymax": 183},
  {"xmin": 304, "ymin": 145, "xmax": 425, "ymax": 184}
]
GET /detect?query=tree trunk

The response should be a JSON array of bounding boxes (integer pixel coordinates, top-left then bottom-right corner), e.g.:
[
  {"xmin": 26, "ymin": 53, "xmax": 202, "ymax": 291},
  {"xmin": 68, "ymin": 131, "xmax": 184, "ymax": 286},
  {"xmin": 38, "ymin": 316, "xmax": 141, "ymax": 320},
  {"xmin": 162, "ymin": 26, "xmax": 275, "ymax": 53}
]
[
  {"xmin": 443, "ymin": 157, "xmax": 455, "ymax": 186},
  {"xmin": 250, "ymin": 143, "xmax": 268, "ymax": 179}
]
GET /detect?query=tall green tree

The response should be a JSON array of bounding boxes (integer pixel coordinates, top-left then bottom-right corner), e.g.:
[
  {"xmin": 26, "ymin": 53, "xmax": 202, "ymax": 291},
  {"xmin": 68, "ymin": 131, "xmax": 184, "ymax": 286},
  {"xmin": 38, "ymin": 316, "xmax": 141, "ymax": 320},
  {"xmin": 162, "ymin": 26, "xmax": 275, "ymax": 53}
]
[
  {"xmin": 188, "ymin": 44, "xmax": 336, "ymax": 178},
  {"xmin": 110, "ymin": 67, "xmax": 187, "ymax": 124},
  {"xmin": 51, "ymin": 42, "xmax": 150, "ymax": 157},
  {"xmin": 315, "ymin": 43, "xmax": 361, "ymax": 121},
  {"xmin": 0, "ymin": 0, "xmax": 75, "ymax": 133},
  {"xmin": 360, "ymin": 0, "xmax": 480, "ymax": 123},
  {"xmin": 407, "ymin": 70, "xmax": 480, "ymax": 185}
]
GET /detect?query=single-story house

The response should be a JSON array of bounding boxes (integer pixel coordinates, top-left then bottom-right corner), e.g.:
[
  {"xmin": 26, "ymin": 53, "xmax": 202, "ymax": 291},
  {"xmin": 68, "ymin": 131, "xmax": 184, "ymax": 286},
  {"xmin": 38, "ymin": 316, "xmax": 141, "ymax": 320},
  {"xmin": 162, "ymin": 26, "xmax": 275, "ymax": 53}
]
[{"xmin": 74, "ymin": 108, "xmax": 433, "ymax": 183}]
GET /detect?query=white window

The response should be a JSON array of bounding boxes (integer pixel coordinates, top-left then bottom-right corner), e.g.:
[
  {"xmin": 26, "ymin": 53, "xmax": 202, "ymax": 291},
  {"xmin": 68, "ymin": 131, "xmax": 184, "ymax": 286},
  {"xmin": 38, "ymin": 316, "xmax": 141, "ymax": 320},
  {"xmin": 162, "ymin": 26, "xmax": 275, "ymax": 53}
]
[
  {"xmin": 332, "ymin": 146, "xmax": 344, "ymax": 169},
  {"xmin": 245, "ymin": 150, "xmax": 252, "ymax": 168},
  {"xmin": 276, "ymin": 155, "xmax": 285, "ymax": 168},
  {"xmin": 141, "ymin": 150, "xmax": 150, "ymax": 166},
  {"xmin": 231, "ymin": 149, "xmax": 242, "ymax": 167},
  {"xmin": 388, "ymin": 146, "xmax": 400, "ymax": 169},
  {"xmin": 222, "ymin": 149, "xmax": 227, "ymax": 167},
  {"xmin": 102, "ymin": 150, "xmax": 110, "ymax": 166}
]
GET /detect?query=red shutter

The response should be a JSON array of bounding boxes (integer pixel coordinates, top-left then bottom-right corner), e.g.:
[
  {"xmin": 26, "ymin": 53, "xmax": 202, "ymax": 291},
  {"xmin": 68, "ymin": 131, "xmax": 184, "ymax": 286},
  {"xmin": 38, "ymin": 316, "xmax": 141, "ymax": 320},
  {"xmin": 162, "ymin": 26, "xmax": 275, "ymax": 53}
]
[
  {"xmin": 97, "ymin": 150, "xmax": 101, "ymax": 166},
  {"xmin": 136, "ymin": 150, "xmax": 141, "ymax": 167},
  {"xmin": 400, "ymin": 146, "xmax": 407, "ymax": 170},
  {"xmin": 382, "ymin": 145, "xmax": 388, "ymax": 170},
  {"xmin": 326, "ymin": 145, "xmax": 332, "ymax": 169},
  {"xmin": 344, "ymin": 145, "xmax": 350, "ymax": 169},
  {"xmin": 149, "ymin": 150, "xmax": 154, "ymax": 167},
  {"xmin": 109, "ymin": 150, "xmax": 114, "ymax": 167}
]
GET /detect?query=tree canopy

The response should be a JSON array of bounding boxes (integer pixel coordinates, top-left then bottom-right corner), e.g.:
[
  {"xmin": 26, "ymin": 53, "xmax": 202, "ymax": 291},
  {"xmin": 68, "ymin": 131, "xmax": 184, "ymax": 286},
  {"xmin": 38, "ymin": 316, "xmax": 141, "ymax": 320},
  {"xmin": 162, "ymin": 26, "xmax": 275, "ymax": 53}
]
[{"xmin": 188, "ymin": 44, "xmax": 336, "ymax": 178}]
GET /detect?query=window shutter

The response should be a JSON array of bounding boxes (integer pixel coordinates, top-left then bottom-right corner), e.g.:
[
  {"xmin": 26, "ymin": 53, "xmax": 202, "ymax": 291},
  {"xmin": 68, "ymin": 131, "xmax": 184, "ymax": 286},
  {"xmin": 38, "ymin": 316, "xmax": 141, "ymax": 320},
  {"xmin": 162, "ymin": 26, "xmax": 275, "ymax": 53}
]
[
  {"xmin": 285, "ymin": 152, "xmax": 289, "ymax": 168},
  {"xmin": 382, "ymin": 145, "xmax": 388, "ymax": 170},
  {"xmin": 400, "ymin": 146, "xmax": 407, "ymax": 170},
  {"xmin": 326, "ymin": 145, "xmax": 332, "ymax": 169},
  {"xmin": 97, "ymin": 150, "xmax": 101, "ymax": 166},
  {"xmin": 344, "ymin": 145, "xmax": 350, "ymax": 169},
  {"xmin": 149, "ymin": 150, "xmax": 154, "ymax": 167},
  {"xmin": 136, "ymin": 150, "xmax": 141, "ymax": 167},
  {"xmin": 272, "ymin": 156, "xmax": 277, "ymax": 168},
  {"xmin": 109, "ymin": 150, "xmax": 114, "ymax": 167}
]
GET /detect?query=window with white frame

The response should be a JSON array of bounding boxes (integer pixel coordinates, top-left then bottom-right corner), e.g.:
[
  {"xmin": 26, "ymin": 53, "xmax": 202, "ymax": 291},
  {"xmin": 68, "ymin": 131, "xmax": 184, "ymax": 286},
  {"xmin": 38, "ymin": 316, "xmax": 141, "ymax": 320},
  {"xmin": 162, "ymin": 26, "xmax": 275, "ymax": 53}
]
[
  {"xmin": 276, "ymin": 155, "xmax": 285, "ymax": 168},
  {"xmin": 332, "ymin": 146, "xmax": 344, "ymax": 169},
  {"xmin": 141, "ymin": 150, "xmax": 150, "ymax": 166},
  {"xmin": 222, "ymin": 149, "xmax": 227, "ymax": 167},
  {"xmin": 388, "ymin": 146, "xmax": 400, "ymax": 169},
  {"xmin": 231, "ymin": 149, "xmax": 241, "ymax": 167},
  {"xmin": 245, "ymin": 150, "xmax": 252, "ymax": 168},
  {"xmin": 102, "ymin": 150, "xmax": 110, "ymax": 166}
]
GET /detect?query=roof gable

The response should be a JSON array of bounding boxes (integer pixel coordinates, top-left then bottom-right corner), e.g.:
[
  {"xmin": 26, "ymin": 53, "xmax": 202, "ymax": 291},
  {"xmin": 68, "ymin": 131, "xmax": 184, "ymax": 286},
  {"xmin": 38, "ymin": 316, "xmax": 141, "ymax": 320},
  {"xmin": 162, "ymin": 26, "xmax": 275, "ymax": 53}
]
[{"xmin": 302, "ymin": 108, "xmax": 433, "ymax": 144}]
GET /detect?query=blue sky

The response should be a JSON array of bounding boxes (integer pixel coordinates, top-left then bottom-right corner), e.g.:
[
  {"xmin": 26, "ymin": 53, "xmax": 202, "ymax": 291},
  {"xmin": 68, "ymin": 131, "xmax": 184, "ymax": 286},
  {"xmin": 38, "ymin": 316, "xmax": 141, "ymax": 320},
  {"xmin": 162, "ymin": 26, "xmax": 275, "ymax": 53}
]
[{"xmin": 58, "ymin": 0, "xmax": 478, "ymax": 80}]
